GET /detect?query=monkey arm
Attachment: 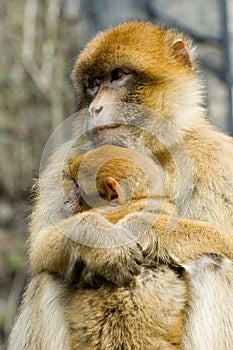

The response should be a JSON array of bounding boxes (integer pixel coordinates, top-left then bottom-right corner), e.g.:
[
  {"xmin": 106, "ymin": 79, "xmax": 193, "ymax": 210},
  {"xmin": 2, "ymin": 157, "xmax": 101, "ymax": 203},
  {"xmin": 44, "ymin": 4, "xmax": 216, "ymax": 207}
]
[
  {"xmin": 29, "ymin": 224, "xmax": 75, "ymax": 279},
  {"xmin": 8, "ymin": 272, "xmax": 70, "ymax": 350},
  {"xmin": 117, "ymin": 212, "xmax": 233, "ymax": 263},
  {"xmin": 149, "ymin": 216, "xmax": 233, "ymax": 263},
  {"xmin": 29, "ymin": 211, "xmax": 142, "ymax": 285}
]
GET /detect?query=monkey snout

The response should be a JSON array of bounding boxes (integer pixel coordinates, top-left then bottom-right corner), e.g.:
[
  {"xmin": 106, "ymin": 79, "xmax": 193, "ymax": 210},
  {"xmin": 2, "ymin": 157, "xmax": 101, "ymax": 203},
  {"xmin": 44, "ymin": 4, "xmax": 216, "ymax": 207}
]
[{"xmin": 88, "ymin": 105, "xmax": 103, "ymax": 119}]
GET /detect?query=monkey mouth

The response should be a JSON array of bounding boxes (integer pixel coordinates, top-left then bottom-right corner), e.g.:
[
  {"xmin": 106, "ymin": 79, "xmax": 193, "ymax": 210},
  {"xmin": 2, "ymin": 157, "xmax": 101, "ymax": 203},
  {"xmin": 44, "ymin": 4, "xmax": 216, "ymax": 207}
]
[
  {"xmin": 93, "ymin": 124, "xmax": 121, "ymax": 133},
  {"xmin": 90, "ymin": 124, "xmax": 134, "ymax": 147}
]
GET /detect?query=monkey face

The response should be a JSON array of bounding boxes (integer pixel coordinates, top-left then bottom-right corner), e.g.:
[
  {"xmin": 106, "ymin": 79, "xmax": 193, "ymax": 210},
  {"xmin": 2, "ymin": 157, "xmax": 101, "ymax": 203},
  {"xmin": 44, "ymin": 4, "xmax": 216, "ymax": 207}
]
[
  {"xmin": 63, "ymin": 183, "xmax": 83, "ymax": 215},
  {"xmin": 71, "ymin": 21, "xmax": 201, "ymax": 144}
]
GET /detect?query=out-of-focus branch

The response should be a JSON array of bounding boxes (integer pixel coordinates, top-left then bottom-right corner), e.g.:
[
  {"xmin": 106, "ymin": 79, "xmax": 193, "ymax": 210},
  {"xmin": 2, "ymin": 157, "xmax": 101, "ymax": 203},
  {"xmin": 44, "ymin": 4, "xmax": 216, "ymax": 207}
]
[
  {"xmin": 22, "ymin": 0, "xmax": 38, "ymax": 62},
  {"xmin": 21, "ymin": 0, "xmax": 62, "ymax": 95},
  {"xmin": 22, "ymin": 0, "xmax": 46, "ymax": 92},
  {"xmin": 40, "ymin": 0, "xmax": 62, "ymax": 92}
]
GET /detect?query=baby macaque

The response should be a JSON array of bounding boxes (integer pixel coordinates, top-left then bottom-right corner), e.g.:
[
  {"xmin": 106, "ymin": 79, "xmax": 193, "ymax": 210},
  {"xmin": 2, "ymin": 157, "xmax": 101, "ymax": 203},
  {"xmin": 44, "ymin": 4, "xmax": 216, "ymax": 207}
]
[{"xmin": 62, "ymin": 145, "xmax": 187, "ymax": 350}]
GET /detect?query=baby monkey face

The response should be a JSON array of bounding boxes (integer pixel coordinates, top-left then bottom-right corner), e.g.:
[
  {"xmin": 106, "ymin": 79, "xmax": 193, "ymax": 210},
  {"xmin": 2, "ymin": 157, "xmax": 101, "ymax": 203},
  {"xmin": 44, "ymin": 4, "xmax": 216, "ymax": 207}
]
[
  {"xmin": 63, "ymin": 175, "xmax": 126, "ymax": 216},
  {"xmin": 64, "ymin": 183, "xmax": 83, "ymax": 215}
]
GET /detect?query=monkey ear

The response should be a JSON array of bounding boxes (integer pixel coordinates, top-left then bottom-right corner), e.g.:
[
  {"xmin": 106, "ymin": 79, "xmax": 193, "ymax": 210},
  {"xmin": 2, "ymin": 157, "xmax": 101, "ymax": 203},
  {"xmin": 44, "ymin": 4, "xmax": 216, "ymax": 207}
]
[
  {"xmin": 104, "ymin": 177, "xmax": 125, "ymax": 205},
  {"xmin": 172, "ymin": 39, "xmax": 192, "ymax": 68}
]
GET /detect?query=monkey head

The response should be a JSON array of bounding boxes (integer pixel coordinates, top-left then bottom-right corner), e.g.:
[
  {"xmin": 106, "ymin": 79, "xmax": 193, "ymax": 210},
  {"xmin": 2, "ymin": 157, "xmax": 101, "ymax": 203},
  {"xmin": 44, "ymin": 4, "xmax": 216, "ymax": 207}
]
[
  {"xmin": 63, "ymin": 145, "xmax": 165, "ymax": 215},
  {"xmin": 72, "ymin": 21, "xmax": 203, "ymax": 145}
]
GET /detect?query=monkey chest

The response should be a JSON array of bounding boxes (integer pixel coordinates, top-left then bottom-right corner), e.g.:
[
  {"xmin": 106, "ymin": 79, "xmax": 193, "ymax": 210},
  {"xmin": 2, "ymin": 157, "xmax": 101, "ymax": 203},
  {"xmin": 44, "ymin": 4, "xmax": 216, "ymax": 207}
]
[{"xmin": 65, "ymin": 266, "xmax": 186, "ymax": 350}]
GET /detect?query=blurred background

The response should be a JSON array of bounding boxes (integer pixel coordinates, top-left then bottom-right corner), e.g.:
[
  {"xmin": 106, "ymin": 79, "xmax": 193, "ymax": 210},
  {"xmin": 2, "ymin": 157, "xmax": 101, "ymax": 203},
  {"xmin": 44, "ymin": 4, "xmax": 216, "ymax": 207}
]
[{"xmin": 0, "ymin": 0, "xmax": 233, "ymax": 347}]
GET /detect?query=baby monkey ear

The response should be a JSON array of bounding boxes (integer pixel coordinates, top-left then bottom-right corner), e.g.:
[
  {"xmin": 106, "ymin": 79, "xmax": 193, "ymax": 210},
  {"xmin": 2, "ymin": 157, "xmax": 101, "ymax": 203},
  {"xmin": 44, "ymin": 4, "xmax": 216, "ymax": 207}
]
[
  {"xmin": 172, "ymin": 39, "xmax": 192, "ymax": 68},
  {"xmin": 104, "ymin": 177, "xmax": 125, "ymax": 205}
]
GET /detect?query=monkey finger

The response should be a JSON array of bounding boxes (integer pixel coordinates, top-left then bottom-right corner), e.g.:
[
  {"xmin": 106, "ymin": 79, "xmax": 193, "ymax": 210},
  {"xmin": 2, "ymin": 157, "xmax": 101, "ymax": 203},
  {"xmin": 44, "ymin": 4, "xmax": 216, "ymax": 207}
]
[
  {"xmin": 102, "ymin": 256, "xmax": 141, "ymax": 285},
  {"xmin": 136, "ymin": 242, "xmax": 143, "ymax": 251},
  {"xmin": 82, "ymin": 270, "xmax": 104, "ymax": 288}
]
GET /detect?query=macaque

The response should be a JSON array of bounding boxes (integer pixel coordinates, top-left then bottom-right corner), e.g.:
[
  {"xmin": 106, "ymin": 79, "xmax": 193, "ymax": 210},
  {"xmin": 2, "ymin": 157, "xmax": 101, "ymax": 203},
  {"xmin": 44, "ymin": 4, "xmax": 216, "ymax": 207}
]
[
  {"xmin": 71, "ymin": 21, "xmax": 233, "ymax": 235},
  {"xmin": 71, "ymin": 21, "xmax": 233, "ymax": 348},
  {"xmin": 9, "ymin": 21, "xmax": 233, "ymax": 349},
  {"xmin": 8, "ymin": 146, "xmax": 233, "ymax": 349}
]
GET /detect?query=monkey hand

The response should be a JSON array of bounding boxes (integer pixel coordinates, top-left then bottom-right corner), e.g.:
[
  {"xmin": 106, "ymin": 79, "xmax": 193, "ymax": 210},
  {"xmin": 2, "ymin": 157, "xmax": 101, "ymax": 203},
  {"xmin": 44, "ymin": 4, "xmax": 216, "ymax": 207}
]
[
  {"xmin": 83, "ymin": 242, "xmax": 143, "ymax": 286},
  {"xmin": 72, "ymin": 212, "xmax": 143, "ymax": 285},
  {"xmin": 117, "ymin": 212, "xmax": 171, "ymax": 264}
]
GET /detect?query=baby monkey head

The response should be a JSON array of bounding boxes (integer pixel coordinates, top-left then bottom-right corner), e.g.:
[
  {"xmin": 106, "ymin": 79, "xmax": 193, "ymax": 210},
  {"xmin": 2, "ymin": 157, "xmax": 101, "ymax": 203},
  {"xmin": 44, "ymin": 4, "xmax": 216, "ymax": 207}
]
[{"xmin": 63, "ymin": 145, "xmax": 165, "ymax": 215}]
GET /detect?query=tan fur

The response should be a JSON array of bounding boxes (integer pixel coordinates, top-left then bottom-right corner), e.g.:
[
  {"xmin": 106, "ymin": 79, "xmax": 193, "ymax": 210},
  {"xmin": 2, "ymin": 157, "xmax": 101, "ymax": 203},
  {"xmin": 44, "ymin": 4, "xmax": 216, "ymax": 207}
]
[
  {"xmin": 8, "ymin": 273, "xmax": 70, "ymax": 350},
  {"xmin": 182, "ymin": 256, "xmax": 233, "ymax": 350},
  {"xmin": 65, "ymin": 266, "xmax": 185, "ymax": 350}
]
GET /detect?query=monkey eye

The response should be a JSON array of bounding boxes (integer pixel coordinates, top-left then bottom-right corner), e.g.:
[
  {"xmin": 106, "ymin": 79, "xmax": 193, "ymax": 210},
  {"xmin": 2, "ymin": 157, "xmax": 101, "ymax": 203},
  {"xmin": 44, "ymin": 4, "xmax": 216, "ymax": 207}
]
[
  {"xmin": 111, "ymin": 68, "xmax": 126, "ymax": 82},
  {"xmin": 85, "ymin": 78, "xmax": 100, "ymax": 96}
]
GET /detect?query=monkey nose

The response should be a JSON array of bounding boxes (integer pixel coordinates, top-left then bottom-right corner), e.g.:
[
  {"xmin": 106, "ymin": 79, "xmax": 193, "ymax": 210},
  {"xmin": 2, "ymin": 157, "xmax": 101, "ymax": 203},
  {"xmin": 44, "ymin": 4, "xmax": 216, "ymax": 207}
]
[{"xmin": 88, "ymin": 105, "xmax": 103, "ymax": 118}]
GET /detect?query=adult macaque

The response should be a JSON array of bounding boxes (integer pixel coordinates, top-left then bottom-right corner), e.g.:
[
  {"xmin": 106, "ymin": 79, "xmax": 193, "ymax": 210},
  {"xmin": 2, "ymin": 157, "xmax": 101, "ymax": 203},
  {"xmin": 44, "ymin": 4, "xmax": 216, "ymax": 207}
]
[
  {"xmin": 9, "ymin": 145, "xmax": 233, "ymax": 350},
  {"xmin": 9, "ymin": 21, "xmax": 233, "ymax": 349},
  {"xmin": 70, "ymin": 21, "xmax": 233, "ymax": 349},
  {"xmin": 71, "ymin": 21, "xmax": 233, "ymax": 235}
]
